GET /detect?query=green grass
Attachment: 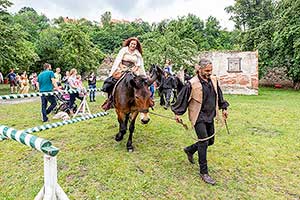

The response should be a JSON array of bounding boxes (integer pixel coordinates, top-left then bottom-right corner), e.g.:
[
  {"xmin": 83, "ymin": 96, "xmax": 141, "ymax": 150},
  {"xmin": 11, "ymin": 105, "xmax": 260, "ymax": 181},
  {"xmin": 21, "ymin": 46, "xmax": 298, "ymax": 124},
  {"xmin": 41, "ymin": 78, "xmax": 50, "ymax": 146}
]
[
  {"xmin": 0, "ymin": 87, "xmax": 300, "ymax": 199},
  {"xmin": 0, "ymin": 84, "xmax": 13, "ymax": 95}
]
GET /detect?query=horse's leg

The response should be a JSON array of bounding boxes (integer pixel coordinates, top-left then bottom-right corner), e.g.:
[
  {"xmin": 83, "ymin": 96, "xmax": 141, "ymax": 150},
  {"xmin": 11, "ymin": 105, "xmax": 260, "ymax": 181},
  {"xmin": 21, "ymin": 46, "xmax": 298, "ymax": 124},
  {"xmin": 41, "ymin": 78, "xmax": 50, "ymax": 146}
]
[
  {"xmin": 115, "ymin": 112, "xmax": 130, "ymax": 142},
  {"xmin": 127, "ymin": 111, "xmax": 139, "ymax": 152}
]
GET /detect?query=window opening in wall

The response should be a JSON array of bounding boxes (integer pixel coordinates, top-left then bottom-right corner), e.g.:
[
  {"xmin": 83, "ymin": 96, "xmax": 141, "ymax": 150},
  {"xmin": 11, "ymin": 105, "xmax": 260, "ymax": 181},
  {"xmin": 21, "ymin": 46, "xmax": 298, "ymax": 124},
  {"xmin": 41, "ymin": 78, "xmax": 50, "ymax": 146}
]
[{"xmin": 227, "ymin": 57, "xmax": 242, "ymax": 73}]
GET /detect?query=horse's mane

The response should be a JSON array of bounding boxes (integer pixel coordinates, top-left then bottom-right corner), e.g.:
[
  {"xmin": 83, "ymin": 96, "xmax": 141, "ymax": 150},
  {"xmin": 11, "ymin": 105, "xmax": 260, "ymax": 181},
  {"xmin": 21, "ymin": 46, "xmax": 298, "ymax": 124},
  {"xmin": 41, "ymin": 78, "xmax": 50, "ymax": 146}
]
[
  {"xmin": 149, "ymin": 64, "xmax": 163, "ymax": 83},
  {"xmin": 123, "ymin": 72, "xmax": 147, "ymax": 89}
]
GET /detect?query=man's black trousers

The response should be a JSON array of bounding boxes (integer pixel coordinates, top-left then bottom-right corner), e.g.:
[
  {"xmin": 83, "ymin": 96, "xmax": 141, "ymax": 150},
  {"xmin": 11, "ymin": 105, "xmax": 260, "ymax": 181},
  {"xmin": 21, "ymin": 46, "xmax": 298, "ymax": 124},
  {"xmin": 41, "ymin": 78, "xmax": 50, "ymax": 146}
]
[{"xmin": 185, "ymin": 122, "xmax": 215, "ymax": 174}]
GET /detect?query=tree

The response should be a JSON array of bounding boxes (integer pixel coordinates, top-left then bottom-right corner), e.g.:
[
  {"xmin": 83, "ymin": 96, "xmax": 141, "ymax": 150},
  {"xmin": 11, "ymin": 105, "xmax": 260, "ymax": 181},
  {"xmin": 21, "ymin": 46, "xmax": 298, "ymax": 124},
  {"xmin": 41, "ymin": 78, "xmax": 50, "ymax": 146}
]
[
  {"xmin": 13, "ymin": 7, "xmax": 50, "ymax": 42},
  {"xmin": 226, "ymin": 0, "xmax": 277, "ymax": 78},
  {"xmin": 225, "ymin": 0, "xmax": 275, "ymax": 31},
  {"xmin": 0, "ymin": 21, "xmax": 39, "ymax": 73},
  {"xmin": 100, "ymin": 11, "xmax": 111, "ymax": 27},
  {"xmin": 91, "ymin": 21, "xmax": 151, "ymax": 54},
  {"xmin": 0, "ymin": 1, "xmax": 38, "ymax": 73},
  {"xmin": 57, "ymin": 23, "xmax": 104, "ymax": 73},
  {"xmin": 142, "ymin": 31, "xmax": 198, "ymax": 70},
  {"xmin": 35, "ymin": 27, "xmax": 62, "ymax": 71},
  {"xmin": 18, "ymin": 6, "xmax": 36, "ymax": 14},
  {"xmin": 0, "ymin": 0, "xmax": 12, "ymax": 14},
  {"xmin": 272, "ymin": 0, "xmax": 300, "ymax": 89}
]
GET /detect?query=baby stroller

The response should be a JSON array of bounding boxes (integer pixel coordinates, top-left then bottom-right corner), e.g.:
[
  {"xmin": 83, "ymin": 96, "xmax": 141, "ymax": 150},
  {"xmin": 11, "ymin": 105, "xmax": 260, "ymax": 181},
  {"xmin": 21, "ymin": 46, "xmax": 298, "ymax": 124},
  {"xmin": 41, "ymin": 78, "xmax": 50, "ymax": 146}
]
[{"xmin": 54, "ymin": 92, "xmax": 77, "ymax": 114}]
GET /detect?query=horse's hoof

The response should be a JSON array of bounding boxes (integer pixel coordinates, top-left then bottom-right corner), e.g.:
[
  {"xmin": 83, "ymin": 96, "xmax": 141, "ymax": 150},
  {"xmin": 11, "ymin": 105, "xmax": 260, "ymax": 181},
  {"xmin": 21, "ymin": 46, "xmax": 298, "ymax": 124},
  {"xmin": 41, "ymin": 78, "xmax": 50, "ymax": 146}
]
[
  {"xmin": 115, "ymin": 134, "xmax": 123, "ymax": 142},
  {"xmin": 127, "ymin": 147, "xmax": 134, "ymax": 152}
]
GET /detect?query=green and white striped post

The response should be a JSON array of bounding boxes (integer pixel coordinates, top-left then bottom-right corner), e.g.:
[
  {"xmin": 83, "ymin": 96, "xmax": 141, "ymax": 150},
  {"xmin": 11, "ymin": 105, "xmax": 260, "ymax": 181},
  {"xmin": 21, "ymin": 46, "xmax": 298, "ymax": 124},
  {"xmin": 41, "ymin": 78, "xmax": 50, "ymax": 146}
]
[
  {"xmin": 0, "ymin": 112, "xmax": 108, "ymax": 154},
  {"xmin": 0, "ymin": 125, "xmax": 67, "ymax": 199},
  {"xmin": 1, "ymin": 111, "xmax": 109, "ymax": 199},
  {"xmin": 0, "ymin": 135, "xmax": 7, "ymax": 141},
  {"xmin": 0, "ymin": 125, "xmax": 59, "ymax": 156},
  {"xmin": 1, "ymin": 87, "xmax": 108, "ymax": 199}
]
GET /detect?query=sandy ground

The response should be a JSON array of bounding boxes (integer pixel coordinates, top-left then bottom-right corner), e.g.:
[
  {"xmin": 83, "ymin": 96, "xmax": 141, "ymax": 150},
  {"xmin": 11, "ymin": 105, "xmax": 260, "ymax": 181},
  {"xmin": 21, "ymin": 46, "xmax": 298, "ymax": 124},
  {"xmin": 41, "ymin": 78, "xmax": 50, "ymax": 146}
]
[{"xmin": 0, "ymin": 97, "xmax": 40, "ymax": 105}]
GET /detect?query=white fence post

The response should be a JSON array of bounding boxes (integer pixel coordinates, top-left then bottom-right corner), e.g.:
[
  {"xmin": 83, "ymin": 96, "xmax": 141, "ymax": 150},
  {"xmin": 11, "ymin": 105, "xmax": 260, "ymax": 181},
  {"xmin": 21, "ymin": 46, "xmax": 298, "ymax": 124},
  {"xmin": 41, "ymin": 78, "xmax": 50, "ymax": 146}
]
[{"xmin": 34, "ymin": 155, "xmax": 69, "ymax": 200}]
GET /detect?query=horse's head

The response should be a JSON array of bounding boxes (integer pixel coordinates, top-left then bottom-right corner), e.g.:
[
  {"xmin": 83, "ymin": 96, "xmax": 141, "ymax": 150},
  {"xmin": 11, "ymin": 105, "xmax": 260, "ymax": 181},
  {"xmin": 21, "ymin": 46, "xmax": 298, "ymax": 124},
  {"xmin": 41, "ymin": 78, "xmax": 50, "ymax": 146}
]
[
  {"xmin": 127, "ymin": 74, "xmax": 154, "ymax": 124},
  {"xmin": 148, "ymin": 64, "xmax": 163, "ymax": 85}
]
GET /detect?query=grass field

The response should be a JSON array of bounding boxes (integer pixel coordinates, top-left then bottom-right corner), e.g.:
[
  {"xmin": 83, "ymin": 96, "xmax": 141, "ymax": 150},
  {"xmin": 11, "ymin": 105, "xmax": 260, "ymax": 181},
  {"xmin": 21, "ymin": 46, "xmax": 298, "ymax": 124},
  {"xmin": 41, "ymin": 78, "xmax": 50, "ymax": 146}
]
[{"xmin": 0, "ymin": 84, "xmax": 300, "ymax": 199}]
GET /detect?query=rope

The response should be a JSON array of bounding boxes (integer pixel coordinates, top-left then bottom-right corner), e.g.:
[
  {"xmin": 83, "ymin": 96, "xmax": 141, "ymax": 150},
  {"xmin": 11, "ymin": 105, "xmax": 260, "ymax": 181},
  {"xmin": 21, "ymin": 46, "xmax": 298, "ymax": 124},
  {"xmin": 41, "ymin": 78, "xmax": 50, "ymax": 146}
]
[
  {"xmin": 149, "ymin": 111, "xmax": 188, "ymax": 130},
  {"xmin": 149, "ymin": 111, "xmax": 216, "ymax": 142}
]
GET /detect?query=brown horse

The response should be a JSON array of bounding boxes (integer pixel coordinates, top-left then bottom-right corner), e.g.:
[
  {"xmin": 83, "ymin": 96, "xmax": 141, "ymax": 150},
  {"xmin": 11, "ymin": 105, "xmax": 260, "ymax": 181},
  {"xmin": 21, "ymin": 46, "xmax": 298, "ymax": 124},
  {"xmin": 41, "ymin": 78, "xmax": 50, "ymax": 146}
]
[{"xmin": 113, "ymin": 65, "xmax": 163, "ymax": 151}]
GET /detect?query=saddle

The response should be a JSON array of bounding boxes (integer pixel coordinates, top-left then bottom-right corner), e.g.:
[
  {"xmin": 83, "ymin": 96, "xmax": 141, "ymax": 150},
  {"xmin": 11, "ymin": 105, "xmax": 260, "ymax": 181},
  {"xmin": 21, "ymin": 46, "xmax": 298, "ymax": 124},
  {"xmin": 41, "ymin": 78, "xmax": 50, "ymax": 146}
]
[
  {"xmin": 101, "ymin": 72, "xmax": 133, "ymax": 111},
  {"xmin": 112, "ymin": 60, "xmax": 135, "ymax": 79}
]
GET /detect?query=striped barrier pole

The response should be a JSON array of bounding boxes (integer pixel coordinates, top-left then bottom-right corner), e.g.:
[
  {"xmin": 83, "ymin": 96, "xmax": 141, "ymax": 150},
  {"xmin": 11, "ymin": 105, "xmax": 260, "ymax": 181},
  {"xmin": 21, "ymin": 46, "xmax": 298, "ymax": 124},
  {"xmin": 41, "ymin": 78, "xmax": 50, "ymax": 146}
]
[
  {"xmin": 0, "ymin": 135, "xmax": 7, "ymax": 141},
  {"xmin": 0, "ymin": 88, "xmax": 103, "ymax": 100},
  {"xmin": 0, "ymin": 89, "xmax": 78, "ymax": 100},
  {"xmin": 0, "ymin": 112, "xmax": 108, "ymax": 152},
  {"xmin": 0, "ymin": 125, "xmax": 59, "ymax": 156},
  {"xmin": 22, "ymin": 111, "xmax": 109, "ymax": 135},
  {"xmin": 87, "ymin": 88, "xmax": 103, "ymax": 92}
]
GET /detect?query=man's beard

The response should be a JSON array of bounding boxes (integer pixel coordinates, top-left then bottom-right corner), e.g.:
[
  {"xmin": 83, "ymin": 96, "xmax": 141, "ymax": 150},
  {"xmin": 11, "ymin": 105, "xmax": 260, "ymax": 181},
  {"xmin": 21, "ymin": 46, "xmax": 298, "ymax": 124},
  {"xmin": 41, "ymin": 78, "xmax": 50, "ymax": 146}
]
[{"xmin": 202, "ymin": 74, "xmax": 211, "ymax": 79}]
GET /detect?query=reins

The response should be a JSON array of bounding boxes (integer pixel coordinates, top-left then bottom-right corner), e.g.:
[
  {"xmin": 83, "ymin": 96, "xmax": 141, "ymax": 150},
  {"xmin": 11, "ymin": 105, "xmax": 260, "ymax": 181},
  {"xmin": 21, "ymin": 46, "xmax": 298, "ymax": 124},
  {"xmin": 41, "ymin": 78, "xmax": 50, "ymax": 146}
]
[
  {"xmin": 149, "ymin": 111, "xmax": 188, "ymax": 130},
  {"xmin": 149, "ymin": 111, "xmax": 216, "ymax": 142}
]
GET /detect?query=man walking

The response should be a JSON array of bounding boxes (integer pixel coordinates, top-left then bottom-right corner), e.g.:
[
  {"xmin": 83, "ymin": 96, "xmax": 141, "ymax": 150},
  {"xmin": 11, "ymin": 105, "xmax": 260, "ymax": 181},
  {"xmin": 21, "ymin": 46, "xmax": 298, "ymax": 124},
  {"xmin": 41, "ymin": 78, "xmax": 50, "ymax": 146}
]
[
  {"xmin": 172, "ymin": 59, "xmax": 229, "ymax": 185},
  {"xmin": 37, "ymin": 63, "xmax": 59, "ymax": 122},
  {"xmin": 159, "ymin": 70, "xmax": 175, "ymax": 109}
]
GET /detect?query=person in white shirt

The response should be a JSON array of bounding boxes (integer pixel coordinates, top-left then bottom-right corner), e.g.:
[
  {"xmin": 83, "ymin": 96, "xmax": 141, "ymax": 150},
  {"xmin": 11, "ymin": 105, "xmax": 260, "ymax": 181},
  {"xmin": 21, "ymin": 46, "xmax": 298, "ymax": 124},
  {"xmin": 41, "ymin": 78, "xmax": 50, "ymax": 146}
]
[
  {"xmin": 0, "ymin": 71, "xmax": 3, "ymax": 84},
  {"xmin": 101, "ymin": 37, "xmax": 145, "ymax": 110}
]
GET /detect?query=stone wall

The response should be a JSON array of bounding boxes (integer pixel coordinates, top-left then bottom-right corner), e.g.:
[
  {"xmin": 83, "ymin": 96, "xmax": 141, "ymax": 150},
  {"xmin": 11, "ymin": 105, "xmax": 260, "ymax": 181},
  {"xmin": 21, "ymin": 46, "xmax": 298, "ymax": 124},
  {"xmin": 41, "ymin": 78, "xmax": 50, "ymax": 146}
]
[
  {"xmin": 198, "ymin": 51, "xmax": 259, "ymax": 95},
  {"xmin": 97, "ymin": 56, "xmax": 113, "ymax": 80}
]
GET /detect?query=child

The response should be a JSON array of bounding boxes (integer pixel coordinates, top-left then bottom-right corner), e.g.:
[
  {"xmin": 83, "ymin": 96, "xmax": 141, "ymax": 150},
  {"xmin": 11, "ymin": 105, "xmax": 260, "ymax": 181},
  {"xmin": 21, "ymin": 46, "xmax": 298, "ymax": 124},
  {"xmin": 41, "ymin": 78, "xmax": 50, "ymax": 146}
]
[{"xmin": 75, "ymin": 75, "xmax": 86, "ymax": 98}]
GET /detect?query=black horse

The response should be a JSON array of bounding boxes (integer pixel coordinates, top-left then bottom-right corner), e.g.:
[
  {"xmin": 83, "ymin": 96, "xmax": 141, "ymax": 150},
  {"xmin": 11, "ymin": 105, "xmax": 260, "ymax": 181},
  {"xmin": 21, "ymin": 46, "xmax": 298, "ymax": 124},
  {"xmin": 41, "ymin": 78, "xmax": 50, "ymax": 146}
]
[{"xmin": 113, "ymin": 66, "xmax": 163, "ymax": 152}]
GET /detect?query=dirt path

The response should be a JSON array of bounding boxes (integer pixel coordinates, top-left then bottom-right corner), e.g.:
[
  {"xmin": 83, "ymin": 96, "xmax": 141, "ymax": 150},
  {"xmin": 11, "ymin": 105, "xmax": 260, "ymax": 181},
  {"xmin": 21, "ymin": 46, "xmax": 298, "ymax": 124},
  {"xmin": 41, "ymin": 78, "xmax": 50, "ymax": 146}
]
[{"xmin": 0, "ymin": 97, "xmax": 39, "ymax": 105}]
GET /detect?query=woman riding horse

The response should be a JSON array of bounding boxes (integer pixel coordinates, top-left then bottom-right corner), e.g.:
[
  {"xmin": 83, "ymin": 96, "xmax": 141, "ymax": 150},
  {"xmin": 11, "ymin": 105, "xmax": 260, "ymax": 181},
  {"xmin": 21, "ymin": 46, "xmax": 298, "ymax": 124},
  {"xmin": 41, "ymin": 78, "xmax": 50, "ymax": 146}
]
[{"xmin": 101, "ymin": 37, "xmax": 146, "ymax": 110}]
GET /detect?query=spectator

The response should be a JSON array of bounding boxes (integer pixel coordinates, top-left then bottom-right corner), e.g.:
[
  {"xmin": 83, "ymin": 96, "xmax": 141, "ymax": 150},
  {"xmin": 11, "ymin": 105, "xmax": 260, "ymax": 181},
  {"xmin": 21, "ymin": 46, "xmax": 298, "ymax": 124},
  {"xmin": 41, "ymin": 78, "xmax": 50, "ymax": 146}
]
[
  {"xmin": 37, "ymin": 63, "xmax": 59, "ymax": 122},
  {"xmin": 7, "ymin": 69, "xmax": 17, "ymax": 93},
  {"xmin": 88, "ymin": 72, "xmax": 96, "ymax": 102},
  {"xmin": 62, "ymin": 71, "xmax": 70, "ymax": 90},
  {"xmin": 164, "ymin": 59, "xmax": 173, "ymax": 75},
  {"xmin": 54, "ymin": 67, "xmax": 62, "ymax": 85},
  {"xmin": 68, "ymin": 68, "xmax": 83, "ymax": 113},
  {"xmin": 147, "ymin": 71, "xmax": 155, "ymax": 99},
  {"xmin": 30, "ymin": 72, "xmax": 38, "ymax": 91},
  {"xmin": 75, "ymin": 74, "xmax": 86, "ymax": 98},
  {"xmin": 19, "ymin": 71, "xmax": 30, "ymax": 94},
  {"xmin": 160, "ymin": 70, "xmax": 176, "ymax": 109},
  {"xmin": 0, "ymin": 71, "xmax": 3, "ymax": 84}
]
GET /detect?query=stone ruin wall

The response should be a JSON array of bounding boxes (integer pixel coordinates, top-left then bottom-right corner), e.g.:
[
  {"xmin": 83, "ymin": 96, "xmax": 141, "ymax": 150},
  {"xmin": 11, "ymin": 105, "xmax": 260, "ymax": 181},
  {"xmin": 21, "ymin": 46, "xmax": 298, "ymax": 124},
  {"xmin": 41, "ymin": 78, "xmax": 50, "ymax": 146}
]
[
  {"xmin": 97, "ymin": 51, "xmax": 260, "ymax": 95},
  {"xmin": 198, "ymin": 51, "xmax": 259, "ymax": 95},
  {"xmin": 97, "ymin": 56, "xmax": 113, "ymax": 80}
]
